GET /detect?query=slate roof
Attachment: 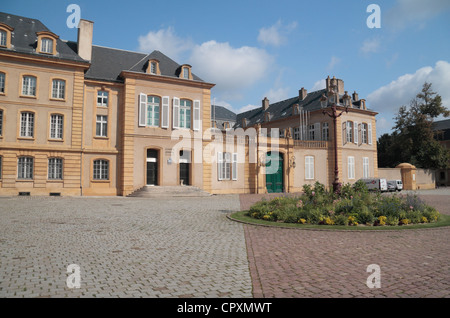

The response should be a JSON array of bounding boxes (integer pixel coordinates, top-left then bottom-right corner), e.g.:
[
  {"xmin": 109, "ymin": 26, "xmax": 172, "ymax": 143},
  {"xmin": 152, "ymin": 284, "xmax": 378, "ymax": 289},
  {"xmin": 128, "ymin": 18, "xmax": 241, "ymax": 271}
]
[
  {"xmin": 433, "ymin": 119, "xmax": 450, "ymax": 141},
  {"xmin": 211, "ymin": 105, "xmax": 237, "ymax": 121},
  {"xmin": 0, "ymin": 12, "xmax": 86, "ymax": 63}
]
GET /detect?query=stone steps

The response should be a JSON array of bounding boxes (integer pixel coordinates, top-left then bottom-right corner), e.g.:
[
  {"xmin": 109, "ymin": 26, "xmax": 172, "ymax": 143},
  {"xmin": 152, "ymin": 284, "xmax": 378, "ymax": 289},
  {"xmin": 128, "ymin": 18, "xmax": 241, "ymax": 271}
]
[{"xmin": 127, "ymin": 185, "xmax": 211, "ymax": 198}]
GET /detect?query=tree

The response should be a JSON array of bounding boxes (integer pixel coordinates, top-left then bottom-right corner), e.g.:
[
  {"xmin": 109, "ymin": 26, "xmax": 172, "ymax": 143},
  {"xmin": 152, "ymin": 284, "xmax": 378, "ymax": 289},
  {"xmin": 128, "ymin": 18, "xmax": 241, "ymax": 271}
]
[{"xmin": 377, "ymin": 82, "xmax": 450, "ymax": 169}]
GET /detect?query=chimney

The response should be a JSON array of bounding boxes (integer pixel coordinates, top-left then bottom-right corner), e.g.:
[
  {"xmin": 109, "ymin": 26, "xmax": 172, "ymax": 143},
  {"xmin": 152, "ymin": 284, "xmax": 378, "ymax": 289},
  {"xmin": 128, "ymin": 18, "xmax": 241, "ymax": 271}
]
[
  {"xmin": 299, "ymin": 87, "xmax": 307, "ymax": 100},
  {"xmin": 352, "ymin": 91, "xmax": 359, "ymax": 101},
  {"xmin": 77, "ymin": 19, "xmax": 94, "ymax": 61},
  {"xmin": 262, "ymin": 97, "xmax": 269, "ymax": 111}
]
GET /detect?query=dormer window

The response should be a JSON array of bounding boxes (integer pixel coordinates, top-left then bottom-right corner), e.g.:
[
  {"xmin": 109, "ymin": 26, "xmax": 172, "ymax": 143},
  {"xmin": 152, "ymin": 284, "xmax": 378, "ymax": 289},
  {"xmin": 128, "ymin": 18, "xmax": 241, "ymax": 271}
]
[
  {"xmin": 0, "ymin": 23, "xmax": 14, "ymax": 49},
  {"xmin": 242, "ymin": 118, "xmax": 248, "ymax": 128},
  {"xmin": 265, "ymin": 112, "xmax": 271, "ymax": 122},
  {"xmin": 293, "ymin": 104, "xmax": 300, "ymax": 115},
  {"xmin": 179, "ymin": 64, "xmax": 192, "ymax": 80},
  {"xmin": 36, "ymin": 31, "xmax": 58, "ymax": 55},
  {"xmin": 146, "ymin": 59, "xmax": 160, "ymax": 75}
]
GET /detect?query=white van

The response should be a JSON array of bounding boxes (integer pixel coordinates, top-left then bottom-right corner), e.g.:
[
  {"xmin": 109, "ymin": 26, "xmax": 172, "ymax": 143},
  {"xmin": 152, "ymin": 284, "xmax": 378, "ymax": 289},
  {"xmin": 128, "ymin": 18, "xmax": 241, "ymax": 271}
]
[
  {"xmin": 359, "ymin": 178, "xmax": 388, "ymax": 192},
  {"xmin": 387, "ymin": 180, "xmax": 403, "ymax": 192}
]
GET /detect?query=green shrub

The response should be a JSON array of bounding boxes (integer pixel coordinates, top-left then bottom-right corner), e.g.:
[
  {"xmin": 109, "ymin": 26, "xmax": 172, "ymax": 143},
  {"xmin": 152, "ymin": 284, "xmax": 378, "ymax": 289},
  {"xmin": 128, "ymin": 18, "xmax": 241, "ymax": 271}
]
[{"xmin": 386, "ymin": 216, "xmax": 399, "ymax": 226}]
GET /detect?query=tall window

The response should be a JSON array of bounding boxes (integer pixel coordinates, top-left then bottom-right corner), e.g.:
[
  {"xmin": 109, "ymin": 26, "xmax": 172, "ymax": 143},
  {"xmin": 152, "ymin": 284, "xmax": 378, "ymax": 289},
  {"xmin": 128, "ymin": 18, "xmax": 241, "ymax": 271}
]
[
  {"xmin": 0, "ymin": 109, "xmax": 3, "ymax": 136},
  {"xmin": 361, "ymin": 123, "xmax": 368, "ymax": 144},
  {"xmin": 22, "ymin": 76, "xmax": 37, "ymax": 96},
  {"xmin": 0, "ymin": 72, "xmax": 5, "ymax": 93},
  {"xmin": 146, "ymin": 96, "xmax": 160, "ymax": 127},
  {"xmin": 218, "ymin": 152, "xmax": 237, "ymax": 181},
  {"xmin": 322, "ymin": 122, "xmax": 329, "ymax": 141},
  {"xmin": 293, "ymin": 127, "xmax": 300, "ymax": 140},
  {"xmin": 150, "ymin": 62, "xmax": 157, "ymax": 74},
  {"xmin": 346, "ymin": 121, "xmax": 353, "ymax": 143},
  {"xmin": 363, "ymin": 157, "xmax": 369, "ymax": 178},
  {"xmin": 180, "ymin": 99, "xmax": 191, "ymax": 129},
  {"xmin": 20, "ymin": 112, "xmax": 34, "ymax": 137},
  {"xmin": 308, "ymin": 124, "xmax": 315, "ymax": 140},
  {"xmin": 93, "ymin": 159, "xmax": 109, "ymax": 180},
  {"xmin": 96, "ymin": 115, "xmax": 108, "ymax": 137},
  {"xmin": 41, "ymin": 38, "xmax": 53, "ymax": 54},
  {"xmin": 0, "ymin": 30, "xmax": 6, "ymax": 47},
  {"xmin": 48, "ymin": 158, "xmax": 63, "ymax": 180},
  {"xmin": 183, "ymin": 67, "xmax": 189, "ymax": 79},
  {"xmin": 52, "ymin": 79, "xmax": 65, "ymax": 99},
  {"xmin": 50, "ymin": 114, "xmax": 63, "ymax": 139},
  {"xmin": 97, "ymin": 91, "xmax": 108, "ymax": 106},
  {"xmin": 348, "ymin": 156, "xmax": 355, "ymax": 179},
  {"xmin": 305, "ymin": 156, "xmax": 314, "ymax": 180},
  {"xmin": 18, "ymin": 157, "xmax": 33, "ymax": 179}
]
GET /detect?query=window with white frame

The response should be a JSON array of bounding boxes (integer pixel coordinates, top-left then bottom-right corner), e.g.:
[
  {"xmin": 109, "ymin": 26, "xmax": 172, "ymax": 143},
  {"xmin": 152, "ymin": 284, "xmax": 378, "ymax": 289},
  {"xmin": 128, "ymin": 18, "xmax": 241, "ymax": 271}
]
[
  {"xmin": 348, "ymin": 156, "xmax": 355, "ymax": 179},
  {"xmin": 50, "ymin": 114, "xmax": 63, "ymax": 139},
  {"xmin": 218, "ymin": 152, "xmax": 238, "ymax": 181},
  {"xmin": 41, "ymin": 38, "xmax": 53, "ymax": 54},
  {"xmin": 0, "ymin": 30, "xmax": 6, "ymax": 47},
  {"xmin": 150, "ymin": 62, "xmax": 157, "ymax": 74},
  {"xmin": 180, "ymin": 99, "xmax": 191, "ymax": 129},
  {"xmin": 305, "ymin": 156, "xmax": 314, "ymax": 180},
  {"xmin": 146, "ymin": 96, "xmax": 160, "ymax": 127},
  {"xmin": 322, "ymin": 122, "xmax": 329, "ymax": 141},
  {"xmin": 363, "ymin": 157, "xmax": 369, "ymax": 178},
  {"xmin": 183, "ymin": 67, "xmax": 189, "ymax": 79},
  {"xmin": 0, "ymin": 72, "xmax": 5, "ymax": 93},
  {"xmin": 20, "ymin": 112, "xmax": 34, "ymax": 137},
  {"xmin": 48, "ymin": 158, "xmax": 63, "ymax": 180},
  {"xmin": 52, "ymin": 79, "xmax": 65, "ymax": 99},
  {"xmin": 18, "ymin": 156, "xmax": 33, "ymax": 179},
  {"xmin": 93, "ymin": 159, "xmax": 109, "ymax": 180},
  {"xmin": 96, "ymin": 115, "xmax": 107, "ymax": 137},
  {"xmin": 97, "ymin": 91, "xmax": 108, "ymax": 106},
  {"xmin": 22, "ymin": 76, "xmax": 37, "ymax": 96},
  {"xmin": 346, "ymin": 121, "xmax": 353, "ymax": 143},
  {"xmin": 361, "ymin": 123, "xmax": 368, "ymax": 144}
]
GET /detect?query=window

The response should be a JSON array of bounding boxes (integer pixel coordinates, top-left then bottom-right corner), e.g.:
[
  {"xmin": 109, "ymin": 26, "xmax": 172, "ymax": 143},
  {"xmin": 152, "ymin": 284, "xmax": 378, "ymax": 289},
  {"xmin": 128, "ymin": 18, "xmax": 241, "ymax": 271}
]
[
  {"xmin": 294, "ymin": 127, "xmax": 300, "ymax": 140},
  {"xmin": 48, "ymin": 158, "xmax": 63, "ymax": 180},
  {"xmin": 22, "ymin": 76, "xmax": 37, "ymax": 96},
  {"xmin": 361, "ymin": 123, "xmax": 368, "ymax": 144},
  {"xmin": 150, "ymin": 62, "xmax": 157, "ymax": 74},
  {"xmin": 0, "ymin": 72, "xmax": 5, "ymax": 93},
  {"xmin": 0, "ymin": 109, "xmax": 3, "ymax": 136},
  {"xmin": 0, "ymin": 30, "xmax": 6, "ymax": 47},
  {"xmin": 363, "ymin": 157, "xmax": 369, "ymax": 179},
  {"xmin": 52, "ymin": 79, "xmax": 65, "ymax": 99},
  {"xmin": 18, "ymin": 157, "xmax": 33, "ymax": 179},
  {"xmin": 146, "ymin": 96, "xmax": 160, "ymax": 127},
  {"xmin": 0, "ymin": 156, "xmax": 2, "ymax": 179},
  {"xmin": 96, "ymin": 115, "xmax": 108, "ymax": 137},
  {"xmin": 180, "ymin": 99, "xmax": 191, "ymax": 129},
  {"xmin": 93, "ymin": 159, "xmax": 109, "ymax": 180},
  {"xmin": 346, "ymin": 121, "xmax": 353, "ymax": 143},
  {"xmin": 20, "ymin": 112, "xmax": 34, "ymax": 137},
  {"xmin": 305, "ymin": 156, "xmax": 314, "ymax": 180},
  {"xmin": 183, "ymin": 67, "xmax": 189, "ymax": 79},
  {"xmin": 97, "ymin": 91, "xmax": 108, "ymax": 106},
  {"xmin": 348, "ymin": 156, "xmax": 355, "ymax": 179},
  {"xmin": 218, "ymin": 152, "xmax": 238, "ymax": 181},
  {"xmin": 50, "ymin": 114, "xmax": 63, "ymax": 139},
  {"xmin": 308, "ymin": 124, "xmax": 315, "ymax": 140},
  {"xmin": 41, "ymin": 38, "xmax": 53, "ymax": 54},
  {"xmin": 322, "ymin": 122, "xmax": 329, "ymax": 141}
]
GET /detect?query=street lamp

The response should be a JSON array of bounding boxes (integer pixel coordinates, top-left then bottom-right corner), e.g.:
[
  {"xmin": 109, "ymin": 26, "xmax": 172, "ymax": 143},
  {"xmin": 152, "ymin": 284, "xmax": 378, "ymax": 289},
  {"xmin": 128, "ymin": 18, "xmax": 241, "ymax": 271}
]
[{"xmin": 321, "ymin": 85, "xmax": 349, "ymax": 194}]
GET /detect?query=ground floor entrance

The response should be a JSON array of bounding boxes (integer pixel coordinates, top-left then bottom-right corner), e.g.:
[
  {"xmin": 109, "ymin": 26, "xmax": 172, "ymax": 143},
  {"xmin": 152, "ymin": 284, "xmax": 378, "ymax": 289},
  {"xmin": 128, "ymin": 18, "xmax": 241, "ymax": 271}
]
[
  {"xmin": 146, "ymin": 149, "xmax": 158, "ymax": 185},
  {"xmin": 265, "ymin": 151, "xmax": 284, "ymax": 193}
]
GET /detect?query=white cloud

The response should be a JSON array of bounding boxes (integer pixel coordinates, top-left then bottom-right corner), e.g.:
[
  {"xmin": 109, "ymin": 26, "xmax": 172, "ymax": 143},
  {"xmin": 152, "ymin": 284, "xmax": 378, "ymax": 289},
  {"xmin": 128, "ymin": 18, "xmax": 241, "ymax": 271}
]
[
  {"xmin": 258, "ymin": 20, "xmax": 297, "ymax": 47},
  {"xmin": 385, "ymin": 0, "xmax": 450, "ymax": 30},
  {"xmin": 327, "ymin": 56, "xmax": 341, "ymax": 71},
  {"xmin": 360, "ymin": 37, "xmax": 381, "ymax": 55},
  {"xmin": 138, "ymin": 27, "xmax": 193, "ymax": 60},
  {"xmin": 264, "ymin": 87, "xmax": 290, "ymax": 103},
  {"xmin": 367, "ymin": 60, "xmax": 450, "ymax": 113},
  {"xmin": 237, "ymin": 104, "xmax": 260, "ymax": 114},
  {"xmin": 311, "ymin": 79, "xmax": 326, "ymax": 91},
  {"xmin": 189, "ymin": 40, "xmax": 272, "ymax": 99}
]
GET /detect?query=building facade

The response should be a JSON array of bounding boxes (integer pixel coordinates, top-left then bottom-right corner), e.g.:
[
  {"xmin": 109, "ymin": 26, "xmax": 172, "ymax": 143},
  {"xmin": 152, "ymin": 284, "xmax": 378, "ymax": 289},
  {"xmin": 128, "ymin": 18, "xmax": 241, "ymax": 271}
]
[{"xmin": 0, "ymin": 12, "xmax": 378, "ymax": 196}]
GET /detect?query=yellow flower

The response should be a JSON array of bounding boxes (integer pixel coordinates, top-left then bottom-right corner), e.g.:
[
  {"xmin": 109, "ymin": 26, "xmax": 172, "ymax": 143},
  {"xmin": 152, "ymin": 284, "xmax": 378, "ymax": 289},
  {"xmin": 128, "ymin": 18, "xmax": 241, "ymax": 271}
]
[
  {"xmin": 299, "ymin": 218, "xmax": 306, "ymax": 224},
  {"xmin": 421, "ymin": 216, "xmax": 428, "ymax": 223}
]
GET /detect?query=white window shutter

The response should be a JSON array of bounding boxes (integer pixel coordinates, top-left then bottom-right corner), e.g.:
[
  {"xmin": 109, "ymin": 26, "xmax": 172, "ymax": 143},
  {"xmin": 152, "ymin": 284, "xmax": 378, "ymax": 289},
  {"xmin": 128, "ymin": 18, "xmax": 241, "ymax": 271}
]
[
  {"xmin": 342, "ymin": 122, "xmax": 347, "ymax": 145},
  {"xmin": 173, "ymin": 97, "xmax": 180, "ymax": 129},
  {"xmin": 193, "ymin": 100, "xmax": 201, "ymax": 131},
  {"xmin": 314, "ymin": 122, "xmax": 321, "ymax": 141},
  {"xmin": 354, "ymin": 121, "xmax": 358, "ymax": 144},
  {"xmin": 139, "ymin": 93, "xmax": 147, "ymax": 127},
  {"xmin": 232, "ymin": 153, "xmax": 238, "ymax": 180},
  {"xmin": 161, "ymin": 96, "xmax": 170, "ymax": 128},
  {"xmin": 217, "ymin": 152, "xmax": 223, "ymax": 181},
  {"xmin": 368, "ymin": 123, "xmax": 373, "ymax": 145}
]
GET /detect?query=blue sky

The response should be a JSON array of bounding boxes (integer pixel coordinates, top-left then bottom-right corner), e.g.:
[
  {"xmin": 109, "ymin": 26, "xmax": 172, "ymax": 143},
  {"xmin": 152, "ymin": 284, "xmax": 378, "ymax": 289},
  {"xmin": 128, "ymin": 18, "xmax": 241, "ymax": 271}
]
[{"xmin": 3, "ymin": 0, "xmax": 450, "ymax": 138}]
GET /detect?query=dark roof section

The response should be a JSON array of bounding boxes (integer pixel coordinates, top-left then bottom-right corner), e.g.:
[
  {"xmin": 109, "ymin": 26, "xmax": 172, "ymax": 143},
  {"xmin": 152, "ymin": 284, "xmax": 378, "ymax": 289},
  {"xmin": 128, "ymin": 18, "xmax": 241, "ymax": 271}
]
[
  {"xmin": 433, "ymin": 119, "xmax": 450, "ymax": 141},
  {"xmin": 211, "ymin": 105, "xmax": 236, "ymax": 121},
  {"xmin": 0, "ymin": 12, "xmax": 86, "ymax": 63}
]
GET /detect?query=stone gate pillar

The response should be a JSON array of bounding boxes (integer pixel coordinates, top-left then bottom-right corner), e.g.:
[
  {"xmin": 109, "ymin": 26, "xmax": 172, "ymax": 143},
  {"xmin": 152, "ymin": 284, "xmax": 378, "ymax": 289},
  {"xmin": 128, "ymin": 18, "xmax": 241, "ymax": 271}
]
[{"xmin": 396, "ymin": 163, "xmax": 417, "ymax": 190}]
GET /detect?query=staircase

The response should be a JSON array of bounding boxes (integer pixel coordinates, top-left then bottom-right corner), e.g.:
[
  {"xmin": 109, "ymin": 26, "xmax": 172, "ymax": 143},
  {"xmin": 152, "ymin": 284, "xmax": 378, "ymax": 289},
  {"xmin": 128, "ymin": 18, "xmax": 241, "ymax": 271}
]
[{"xmin": 127, "ymin": 185, "xmax": 211, "ymax": 198}]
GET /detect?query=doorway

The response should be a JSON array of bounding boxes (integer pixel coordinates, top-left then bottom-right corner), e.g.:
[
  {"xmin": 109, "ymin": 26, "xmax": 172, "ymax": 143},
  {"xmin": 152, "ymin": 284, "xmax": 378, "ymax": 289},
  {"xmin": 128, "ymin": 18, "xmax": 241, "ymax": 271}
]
[
  {"xmin": 146, "ymin": 149, "xmax": 158, "ymax": 185},
  {"xmin": 179, "ymin": 150, "xmax": 190, "ymax": 186},
  {"xmin": 265, "ymin": 151, "xmax": 284, "ymax": 193}
]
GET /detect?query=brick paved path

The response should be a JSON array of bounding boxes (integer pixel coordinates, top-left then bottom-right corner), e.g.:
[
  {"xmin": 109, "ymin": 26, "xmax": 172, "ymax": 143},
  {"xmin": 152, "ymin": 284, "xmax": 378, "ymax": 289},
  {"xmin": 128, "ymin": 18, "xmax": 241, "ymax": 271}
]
[
  {"xmin": 0, "ymin": 195, "xmax": 251, "ymax": 298},
  {"xmin": 241, "ymin": 190, "xmax": 450, "ymax": 298}
]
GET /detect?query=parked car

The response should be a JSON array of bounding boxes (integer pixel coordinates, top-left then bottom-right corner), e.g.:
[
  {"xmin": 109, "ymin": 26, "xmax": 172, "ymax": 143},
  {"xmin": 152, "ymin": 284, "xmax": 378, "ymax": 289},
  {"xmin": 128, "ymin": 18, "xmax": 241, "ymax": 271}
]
[
  {"xmin": 387, "ymin": 180, "xmax": 403, "ymax": 192},
  {"xmin": 359, "ymin": 178, "xmax": 388, "ymax": 192}
]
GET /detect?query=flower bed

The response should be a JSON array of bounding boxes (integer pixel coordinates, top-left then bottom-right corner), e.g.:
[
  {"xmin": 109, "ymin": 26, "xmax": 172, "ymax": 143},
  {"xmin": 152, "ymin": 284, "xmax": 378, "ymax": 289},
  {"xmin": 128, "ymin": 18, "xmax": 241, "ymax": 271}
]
[{"xmin": 246, "ymin": 181, "xmax": 441, "ymax": 227}]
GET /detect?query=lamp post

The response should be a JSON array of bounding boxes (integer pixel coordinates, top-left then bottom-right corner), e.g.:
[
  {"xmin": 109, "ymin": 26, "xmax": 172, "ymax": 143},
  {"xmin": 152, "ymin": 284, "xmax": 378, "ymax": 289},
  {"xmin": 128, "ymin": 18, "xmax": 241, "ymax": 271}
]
[{"xmin": 321, "ymin": 90, "xmax": 349, "ymax": 194}]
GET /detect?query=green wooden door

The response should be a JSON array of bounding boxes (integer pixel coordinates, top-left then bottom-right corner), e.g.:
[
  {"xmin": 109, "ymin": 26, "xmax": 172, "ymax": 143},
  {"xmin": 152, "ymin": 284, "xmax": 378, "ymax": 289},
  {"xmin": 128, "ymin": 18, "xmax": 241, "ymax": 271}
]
[{"xmin": 265, "ymin": 152, "xmax": 283, "ymax": 193}]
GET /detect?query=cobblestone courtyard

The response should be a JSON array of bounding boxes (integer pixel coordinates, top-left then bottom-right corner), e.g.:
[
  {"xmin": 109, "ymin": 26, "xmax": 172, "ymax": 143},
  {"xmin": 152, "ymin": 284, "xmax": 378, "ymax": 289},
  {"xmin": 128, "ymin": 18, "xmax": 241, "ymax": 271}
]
[{"xmin": 0, "ymin": 189, "xmax": 449, "ymax": 298}]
